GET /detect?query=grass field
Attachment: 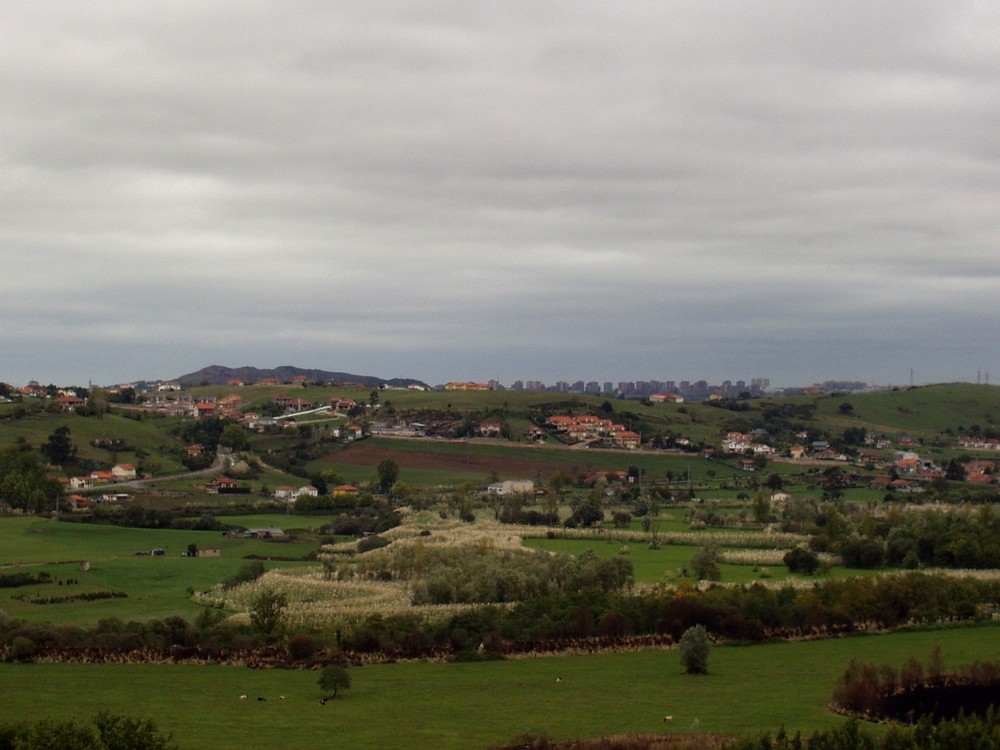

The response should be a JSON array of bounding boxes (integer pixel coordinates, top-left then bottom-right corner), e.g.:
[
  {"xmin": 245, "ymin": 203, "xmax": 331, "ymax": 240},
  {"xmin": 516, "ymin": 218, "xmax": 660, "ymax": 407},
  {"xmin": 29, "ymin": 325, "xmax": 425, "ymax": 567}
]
[
  {"xmin": 0, "ymin": 518, "xmax": 320, "ymax": 624},
  {"xmin": 1, "ymin": 624, "xmax": 996, "ymax": 750},
  {"xmin": 522, "ymin": 537, "xmax": 877, "ymax": 585},
  {"xmin": 0, "ymin": 411, "xmax": 187, "ymax": 473}
]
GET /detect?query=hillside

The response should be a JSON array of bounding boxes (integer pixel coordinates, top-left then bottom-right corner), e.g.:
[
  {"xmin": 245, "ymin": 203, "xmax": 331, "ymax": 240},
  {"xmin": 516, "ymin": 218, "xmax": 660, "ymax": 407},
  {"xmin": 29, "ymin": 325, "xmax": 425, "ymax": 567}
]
[{"xmin": 174, "ymin": 364, "xmax": 428, "ymax": 389}]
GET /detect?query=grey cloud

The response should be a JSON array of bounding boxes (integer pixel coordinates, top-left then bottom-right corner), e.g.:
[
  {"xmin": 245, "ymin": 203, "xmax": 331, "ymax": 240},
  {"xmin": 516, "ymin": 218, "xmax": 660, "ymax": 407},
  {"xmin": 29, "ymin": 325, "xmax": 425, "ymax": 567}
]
[{"xmin": 2, "ymin": 2, "xmax": 998, "ymax": 386}]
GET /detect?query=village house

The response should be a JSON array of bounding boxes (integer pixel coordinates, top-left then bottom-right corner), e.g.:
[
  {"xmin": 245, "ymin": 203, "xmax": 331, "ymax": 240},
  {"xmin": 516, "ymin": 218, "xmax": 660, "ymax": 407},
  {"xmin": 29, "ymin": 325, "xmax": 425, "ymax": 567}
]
[
  {"xmin": 649, "ymin": 392, "xmax": 684, "ymax": 403},
  {"xmin": 205, "ymin": 477, "xmax": 242, "ymax": 493},
  {"xmin": 478, "ymin": 420, "xmax": 503, "ymax": 437},
  {"xmin": 111, "ymin": 464, "xmax": 137, "ymax": 481},
  {"xmin": 444, "ymin": 382, "xmax": 491, "ymax": 391},
  {"xmin": 273, "ymin": 486, "xmax": 299, "ymax": 502},
  {"xmin": 54, "ymin": 395, "xmax": 86, "ymax": 412},
  {"xmin": 523, "ymin": 426, "xmax": 546, "ymax": 442},
  {"xmin": 722, "ymin": 432, "xmax": 752, "ymax": 453},
  {"xmin": 342, "ymin": 424, "xmax": 363, "ymax": 441},
  {"xmin": 332, "ymin": 484, "xmax": 359, "ymax": 497},
  {"xmin": 194, "ymin": 402, "xmax": 216, "ymax": 418}
]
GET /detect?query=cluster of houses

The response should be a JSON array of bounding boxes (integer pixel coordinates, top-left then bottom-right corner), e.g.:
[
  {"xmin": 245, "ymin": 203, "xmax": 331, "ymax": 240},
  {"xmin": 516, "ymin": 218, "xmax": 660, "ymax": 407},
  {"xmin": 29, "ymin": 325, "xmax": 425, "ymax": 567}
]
[
  {"xmin": 545, "ymin": 415, "xmax": 642, "ymax": 449},
  {"xmin": 65, "ymin": 463, "xmax": 137, "ymax": 490},
  {"xmin": 716, "ymin": 428, "xmax": 998, "ymax": 488}
]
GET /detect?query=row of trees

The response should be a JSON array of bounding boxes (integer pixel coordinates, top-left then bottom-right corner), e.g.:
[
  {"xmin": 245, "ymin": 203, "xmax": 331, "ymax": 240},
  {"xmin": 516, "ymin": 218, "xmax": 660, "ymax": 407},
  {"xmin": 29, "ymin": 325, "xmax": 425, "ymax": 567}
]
[{"xmin": 778, "ymin": 498, "xmax": 1000, "ymax": 569}]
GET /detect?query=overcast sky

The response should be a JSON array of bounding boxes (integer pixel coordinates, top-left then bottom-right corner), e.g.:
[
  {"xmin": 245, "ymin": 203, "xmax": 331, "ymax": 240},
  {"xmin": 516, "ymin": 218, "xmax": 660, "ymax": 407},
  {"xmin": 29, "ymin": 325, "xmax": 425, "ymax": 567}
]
[{"xmin": 3, "ymin": 2, "xmax": 999, "ymax": 388}]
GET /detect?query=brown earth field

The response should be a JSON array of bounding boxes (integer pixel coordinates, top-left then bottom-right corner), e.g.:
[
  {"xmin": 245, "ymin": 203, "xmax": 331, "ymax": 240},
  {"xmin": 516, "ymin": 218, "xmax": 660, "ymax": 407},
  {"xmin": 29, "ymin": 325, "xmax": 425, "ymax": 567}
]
[{"xmin": 323, "ymin": 443, "xmax": 582, "ymax": 479}]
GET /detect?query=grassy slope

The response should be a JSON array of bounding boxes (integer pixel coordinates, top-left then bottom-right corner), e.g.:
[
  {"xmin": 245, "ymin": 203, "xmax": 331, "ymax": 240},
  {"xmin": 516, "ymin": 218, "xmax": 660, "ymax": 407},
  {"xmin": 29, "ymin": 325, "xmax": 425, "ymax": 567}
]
[{"xmin": 1, "ymin": 625, "xmax": 996, "ymax": 750}]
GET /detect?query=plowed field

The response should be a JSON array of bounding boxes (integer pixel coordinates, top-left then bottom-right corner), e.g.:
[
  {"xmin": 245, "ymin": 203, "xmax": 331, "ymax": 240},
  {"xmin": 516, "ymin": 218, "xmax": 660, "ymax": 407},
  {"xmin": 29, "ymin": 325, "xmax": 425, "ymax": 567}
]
[{"xmin": 325, "ymin": 443, "xmax": 570, "ymax": 479}]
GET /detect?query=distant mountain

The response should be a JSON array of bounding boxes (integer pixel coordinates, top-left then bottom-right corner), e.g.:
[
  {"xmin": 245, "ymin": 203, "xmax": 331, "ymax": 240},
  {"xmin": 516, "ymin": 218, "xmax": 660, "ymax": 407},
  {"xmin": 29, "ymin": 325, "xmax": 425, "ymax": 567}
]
[{"xmin": 175, "ymin": 365, "xmax": 428, "ymax": 389}]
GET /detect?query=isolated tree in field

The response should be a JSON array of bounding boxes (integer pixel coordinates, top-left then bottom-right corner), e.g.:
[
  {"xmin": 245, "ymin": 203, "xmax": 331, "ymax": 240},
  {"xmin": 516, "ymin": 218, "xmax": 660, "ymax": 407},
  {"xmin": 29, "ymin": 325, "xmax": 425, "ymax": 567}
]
[
  {"xmin": 249, "ymin": 589, "xmax": 287, "ymax": 638},
  {"xmin": 318, "ymin": 665, "xmax": 351, "ymax": 698},
  {"xmin": 679, "ymin": 624, "xmax": 711, "ymax": 674},
  {"xmin": 376, "ymin": 458, "xmax": 399, "ymax": 493},
  {"xmin": 41, "ymin": 426, "xmax": 76, "ymax": 465}
]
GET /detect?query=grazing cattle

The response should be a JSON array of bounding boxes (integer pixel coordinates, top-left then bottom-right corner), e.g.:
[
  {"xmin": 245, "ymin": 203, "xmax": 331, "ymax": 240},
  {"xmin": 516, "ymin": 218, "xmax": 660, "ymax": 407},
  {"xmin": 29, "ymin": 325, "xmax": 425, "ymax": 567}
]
[
  {"xmin": 664, "ymin": 716, "xmax": 673, "ymax": 722},
  {"xmin": 240, "ymin": 695, "xmax": 247, "ymax": 700},
  {"xmin": 257, "ymin": 697, "xmax": 266, "ymax": 702},
  {"xmin": 319, "ymin": 697, "xmax": 329, "ymax": 706}
]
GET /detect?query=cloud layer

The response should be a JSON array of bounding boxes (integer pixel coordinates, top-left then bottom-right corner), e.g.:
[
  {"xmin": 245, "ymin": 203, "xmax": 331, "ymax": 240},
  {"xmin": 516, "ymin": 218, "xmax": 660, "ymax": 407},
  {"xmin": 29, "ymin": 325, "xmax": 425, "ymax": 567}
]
[{"xmin": 3, "ymin": 2, "xmax": 998, "ymax": 386}]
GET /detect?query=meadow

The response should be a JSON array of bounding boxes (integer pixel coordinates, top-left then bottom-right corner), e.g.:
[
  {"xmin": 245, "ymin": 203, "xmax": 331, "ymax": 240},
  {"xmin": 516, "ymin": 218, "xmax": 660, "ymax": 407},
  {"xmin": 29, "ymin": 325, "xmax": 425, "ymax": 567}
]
[{"xmin": 1, "ymin": 624, "xmax": 997, "ymax": 749}]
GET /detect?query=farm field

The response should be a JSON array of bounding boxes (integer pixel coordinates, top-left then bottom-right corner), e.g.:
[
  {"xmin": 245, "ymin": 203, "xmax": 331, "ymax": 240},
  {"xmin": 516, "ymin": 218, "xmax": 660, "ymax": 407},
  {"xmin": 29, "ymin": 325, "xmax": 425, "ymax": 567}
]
[
  {"xmin": 309, "ymin": 436, "xmax": 752, "ymax": 488},
  {"xmin": 1, "ymin": 624, "xmax": 997, "ymax": 750}
]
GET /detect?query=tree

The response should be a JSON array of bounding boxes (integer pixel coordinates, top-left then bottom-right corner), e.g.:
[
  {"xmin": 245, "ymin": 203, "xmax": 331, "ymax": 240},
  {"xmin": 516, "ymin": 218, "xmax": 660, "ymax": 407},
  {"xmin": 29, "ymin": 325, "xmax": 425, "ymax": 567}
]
[
  {"xmin": 376, "ymin": 458, "xmax": 399, "ymax": 493},
  {"xmin": 249, "ymin": 589, "xmax": 287, "ymax": 638},
  {"xmin": 218, "ymin": 424, "xmax": 248, "ymax": 451},
  {"xmin": 41, "ymin": 426, "xmax": 77, "ymax": 465},
  {"xmin": 690, "ymin": 543, "xmax": 721, "ymax": 581},
  {"xmin": 679, "ymin": 624, "xmax": 710, "ymax": 674},
  {"xmin": 318, "ymin": 665, "xmax": 352, "ymax": 698},
  {"xmin": 784, "ymin": 546, "xmax": 820, "ymax": 574}
]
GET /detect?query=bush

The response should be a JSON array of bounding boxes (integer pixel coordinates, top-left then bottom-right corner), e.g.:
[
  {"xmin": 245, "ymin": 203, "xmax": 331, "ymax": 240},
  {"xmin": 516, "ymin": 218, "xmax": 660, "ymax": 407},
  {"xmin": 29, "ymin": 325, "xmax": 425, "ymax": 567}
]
[
  {"xmin": 287, "ymin": 633, "xmax": 320, "ymax": 661},
  {"xmin": 8, "ymin": 635, "xmax": 36, "ymax": 663}
]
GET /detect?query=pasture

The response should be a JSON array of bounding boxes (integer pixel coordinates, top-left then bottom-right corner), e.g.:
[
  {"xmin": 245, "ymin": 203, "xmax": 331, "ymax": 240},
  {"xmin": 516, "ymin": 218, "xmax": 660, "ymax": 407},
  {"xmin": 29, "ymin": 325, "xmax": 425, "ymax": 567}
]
[{"xmin": 1, "ymin": 624, "xmax": 997, "ymax": 749}]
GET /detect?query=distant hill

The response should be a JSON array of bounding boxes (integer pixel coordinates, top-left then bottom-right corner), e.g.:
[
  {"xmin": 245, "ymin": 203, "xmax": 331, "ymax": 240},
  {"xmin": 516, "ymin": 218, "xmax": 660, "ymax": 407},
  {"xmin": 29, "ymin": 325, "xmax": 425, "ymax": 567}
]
[{"xmin": 174, "ymin": 365, "xmax": 428, "ymax": 389}]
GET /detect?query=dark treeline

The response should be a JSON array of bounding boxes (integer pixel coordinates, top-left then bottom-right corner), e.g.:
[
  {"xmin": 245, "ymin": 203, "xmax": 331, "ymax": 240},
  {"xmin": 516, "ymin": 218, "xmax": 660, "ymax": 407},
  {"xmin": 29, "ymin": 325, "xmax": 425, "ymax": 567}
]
[
  {"xmin": 833, "ymin": 650, "xmax": 1000, "ymax": 722},
  {"xmin": 3, "ymin": 573, "xmax": 998, "ymax": 665}
]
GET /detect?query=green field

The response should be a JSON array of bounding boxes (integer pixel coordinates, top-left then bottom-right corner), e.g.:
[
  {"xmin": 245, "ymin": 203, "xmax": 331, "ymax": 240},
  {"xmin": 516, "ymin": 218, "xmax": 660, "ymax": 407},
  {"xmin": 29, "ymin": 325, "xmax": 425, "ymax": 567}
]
[{"xmin": 1, "ymin": 624, "xmax": 996, "ymax": 749}]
